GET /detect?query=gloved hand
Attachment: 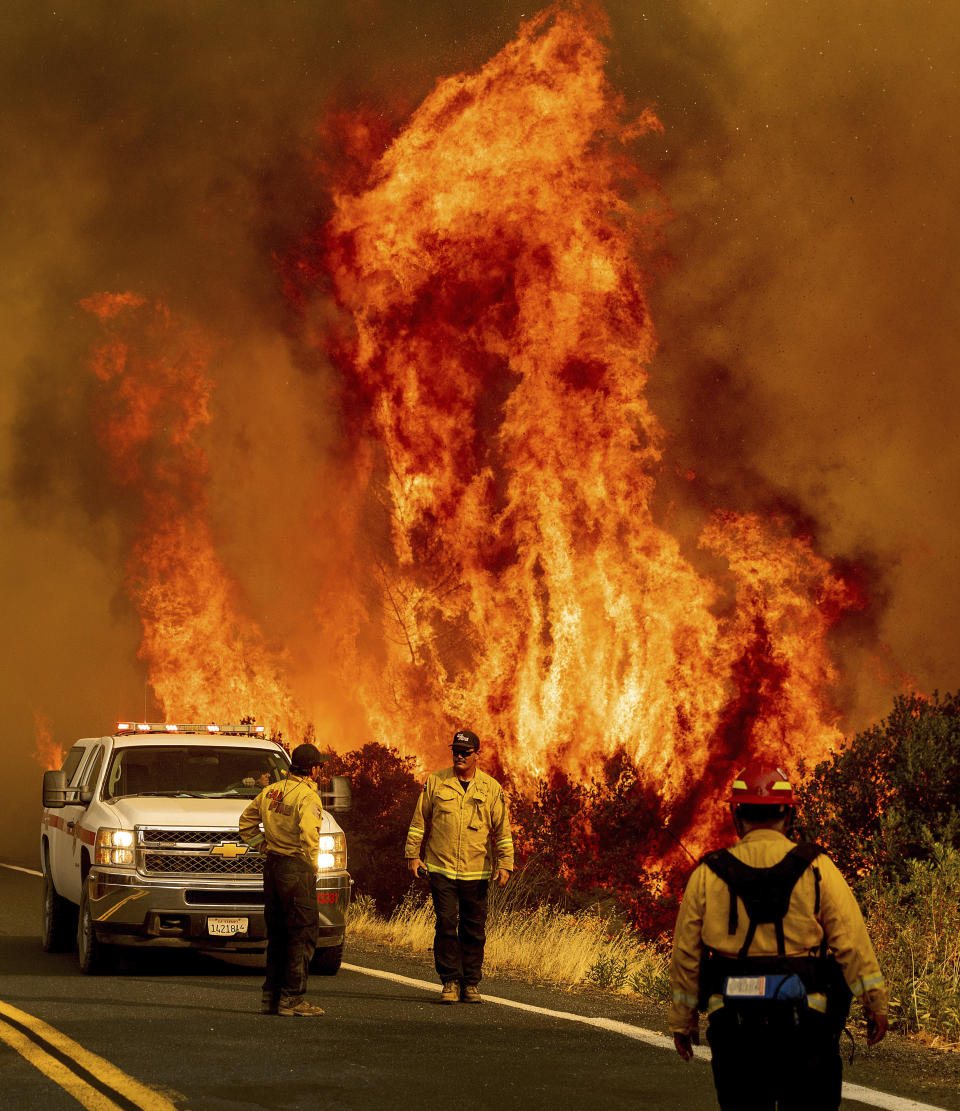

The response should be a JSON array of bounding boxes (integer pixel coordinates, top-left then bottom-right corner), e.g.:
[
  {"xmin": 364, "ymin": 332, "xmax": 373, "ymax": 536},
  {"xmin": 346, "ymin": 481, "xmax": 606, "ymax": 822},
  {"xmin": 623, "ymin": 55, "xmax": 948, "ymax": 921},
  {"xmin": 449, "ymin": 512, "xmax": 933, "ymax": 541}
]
[
  {"xmin": 673, "ymin": 1032, "xmax": 694, "ymax": 1061},
  {"xmin": 866, "ymin": 1011, "xmax": 888, "ymax": 1046}
]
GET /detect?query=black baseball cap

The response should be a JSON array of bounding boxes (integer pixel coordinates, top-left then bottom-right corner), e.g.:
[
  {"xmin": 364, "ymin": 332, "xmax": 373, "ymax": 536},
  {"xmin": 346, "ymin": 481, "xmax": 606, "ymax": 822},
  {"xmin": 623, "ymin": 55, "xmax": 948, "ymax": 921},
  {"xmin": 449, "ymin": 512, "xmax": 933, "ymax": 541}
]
[
  {"xmin": 290, "ymin": 742, "xmax": 323, "ymax": 772},
  {"xmin": 452, "ymin": 730, "xmax": 480, "ymax": 752}
]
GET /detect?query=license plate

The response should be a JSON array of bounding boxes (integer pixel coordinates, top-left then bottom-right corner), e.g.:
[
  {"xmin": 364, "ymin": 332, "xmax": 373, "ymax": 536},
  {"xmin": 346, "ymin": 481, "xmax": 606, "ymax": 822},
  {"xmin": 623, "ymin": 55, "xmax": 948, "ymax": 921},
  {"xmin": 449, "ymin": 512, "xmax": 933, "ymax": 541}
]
[
  {"xmin": 207, "ymin": 917, "xmax": 248, "ymax": 937},
  {"xmin": 724, "ymin": 976, "xmax": 766, "ymax": 998}
]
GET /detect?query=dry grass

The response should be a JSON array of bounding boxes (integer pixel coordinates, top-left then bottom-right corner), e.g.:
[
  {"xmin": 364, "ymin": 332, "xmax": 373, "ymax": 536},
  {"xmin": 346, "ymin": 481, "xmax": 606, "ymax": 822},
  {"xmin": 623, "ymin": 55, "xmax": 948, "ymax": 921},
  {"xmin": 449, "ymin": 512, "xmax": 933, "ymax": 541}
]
[
  {"xmin": 347, "ymin": 881, "xmax": 671, "ymax": 1003},
  {"xmin": 348, "ymin": 890, "xmax": 436, "ymax": 953}
]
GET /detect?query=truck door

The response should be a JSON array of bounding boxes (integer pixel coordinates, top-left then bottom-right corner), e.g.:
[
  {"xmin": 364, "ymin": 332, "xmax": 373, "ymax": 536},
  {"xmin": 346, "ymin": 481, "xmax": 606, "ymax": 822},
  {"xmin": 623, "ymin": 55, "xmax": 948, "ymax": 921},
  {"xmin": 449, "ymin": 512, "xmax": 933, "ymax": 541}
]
[
  {"xmin": 45, "ymin": 744, "xmax": 83, "ymax": 884},
  {"xmin": 51, "ymin": 743, "xmax": 102, "ymax": 903}
]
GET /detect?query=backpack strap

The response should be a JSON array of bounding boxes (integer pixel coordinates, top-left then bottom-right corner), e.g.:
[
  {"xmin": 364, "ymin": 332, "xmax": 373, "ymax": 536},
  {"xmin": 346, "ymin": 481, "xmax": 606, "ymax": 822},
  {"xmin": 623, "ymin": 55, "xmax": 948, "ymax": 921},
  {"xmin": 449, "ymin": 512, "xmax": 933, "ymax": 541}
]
[
  {"xmin": 702, "ymin": 849, "xmax": 741, "ymax": 936},
  {"xmin": 702, "ymin": 843, "xmax": 824, "ymax": 959}
]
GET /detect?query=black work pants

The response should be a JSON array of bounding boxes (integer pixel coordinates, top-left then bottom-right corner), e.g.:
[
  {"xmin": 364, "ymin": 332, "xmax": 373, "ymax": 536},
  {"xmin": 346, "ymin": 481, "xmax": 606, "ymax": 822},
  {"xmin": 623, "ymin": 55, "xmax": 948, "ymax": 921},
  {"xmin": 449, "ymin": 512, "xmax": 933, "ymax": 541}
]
[
  {"xmin": 428, "ymin": 873, "xmax": 489, "ymax": 986},
  {"xmin": 707, "ymin": 1006, "xmax": 843, "ymax": 1111},
  {"xmin": 262, "ymin": 854, "xmax": 318, "ymax": 1005}
]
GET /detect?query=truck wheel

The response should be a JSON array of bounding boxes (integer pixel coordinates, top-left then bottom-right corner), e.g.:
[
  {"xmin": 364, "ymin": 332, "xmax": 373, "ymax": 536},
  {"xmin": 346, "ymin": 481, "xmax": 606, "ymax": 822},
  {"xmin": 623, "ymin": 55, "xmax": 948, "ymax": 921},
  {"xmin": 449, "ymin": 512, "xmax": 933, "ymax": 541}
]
[
  {"xmin": 41, "ymin": 863, "xmax": 77, "ymax": 953},
  {"xmin": 310, "ymin": 943, "xmax": 343, "ymax": 976},
  {"xmin": 77, "ymin": 879, "xmax": 111, "ymax": 975}
]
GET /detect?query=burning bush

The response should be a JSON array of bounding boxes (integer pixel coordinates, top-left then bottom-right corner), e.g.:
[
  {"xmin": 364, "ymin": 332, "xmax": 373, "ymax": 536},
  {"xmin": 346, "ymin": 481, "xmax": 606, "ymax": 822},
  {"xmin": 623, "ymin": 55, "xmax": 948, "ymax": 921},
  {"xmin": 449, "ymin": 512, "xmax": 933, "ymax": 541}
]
[
  {"xmin": 328, "ymin": 691, "xmax": 960, "ymax": 950},
  {"xmin": 507, "ymin": 753, "xmax": 691, "ymax": 937},
  {"xmin": 321, "ymin": 738, "xmax": 688, "ymax": 934},
  {"xmin": 321, "ymin": 741, "xmax": 423, "ymax": 914}
]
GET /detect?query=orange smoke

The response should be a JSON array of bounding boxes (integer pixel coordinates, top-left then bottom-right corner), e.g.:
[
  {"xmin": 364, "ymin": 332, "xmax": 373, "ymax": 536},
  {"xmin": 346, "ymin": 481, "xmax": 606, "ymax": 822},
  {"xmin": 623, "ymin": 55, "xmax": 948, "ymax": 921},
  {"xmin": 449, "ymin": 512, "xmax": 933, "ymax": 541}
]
[
  {"xmin": 315, "ymin": 4, "xmax": 864, "ymax": 845},
  {"xmin": 80, "ymin": 294, "xmax": 302, "ymax": 742}
]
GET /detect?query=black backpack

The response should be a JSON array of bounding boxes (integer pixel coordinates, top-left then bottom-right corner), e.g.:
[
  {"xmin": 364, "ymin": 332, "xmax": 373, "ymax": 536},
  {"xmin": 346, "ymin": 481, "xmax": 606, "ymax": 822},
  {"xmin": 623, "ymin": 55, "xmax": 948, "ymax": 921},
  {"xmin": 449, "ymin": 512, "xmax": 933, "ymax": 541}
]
[
  {"xmin": 703, "ymin": 842, "xmax": 823, "ymax": 959},
  {"xmin": 697, "ymin": 842, "xmax": 852, "ymax": 1028}
]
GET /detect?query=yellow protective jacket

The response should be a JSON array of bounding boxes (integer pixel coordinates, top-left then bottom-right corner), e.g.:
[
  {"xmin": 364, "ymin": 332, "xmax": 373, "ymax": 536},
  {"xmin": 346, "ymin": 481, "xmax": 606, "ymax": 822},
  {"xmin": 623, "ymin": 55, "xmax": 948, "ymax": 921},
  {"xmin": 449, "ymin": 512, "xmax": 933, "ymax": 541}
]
[
  {"xmin": 239, "ymin": 773, "xmax": 323, "ymax": 873},
  {"xmin": 405, "ymin": 767, "xmax": 514, "ymax": 881},
  {"xmin": 668, "ymin": 828, "xmax": 888, "ymax": 1034}
]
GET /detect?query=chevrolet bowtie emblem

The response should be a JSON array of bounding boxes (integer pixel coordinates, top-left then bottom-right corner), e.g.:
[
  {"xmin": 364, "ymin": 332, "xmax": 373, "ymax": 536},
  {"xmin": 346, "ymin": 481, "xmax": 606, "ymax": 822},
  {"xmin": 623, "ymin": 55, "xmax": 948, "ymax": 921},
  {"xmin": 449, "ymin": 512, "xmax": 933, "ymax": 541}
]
[{"xmin": 211, "ymin": 842, "xmax": 248, "ymax": 857}]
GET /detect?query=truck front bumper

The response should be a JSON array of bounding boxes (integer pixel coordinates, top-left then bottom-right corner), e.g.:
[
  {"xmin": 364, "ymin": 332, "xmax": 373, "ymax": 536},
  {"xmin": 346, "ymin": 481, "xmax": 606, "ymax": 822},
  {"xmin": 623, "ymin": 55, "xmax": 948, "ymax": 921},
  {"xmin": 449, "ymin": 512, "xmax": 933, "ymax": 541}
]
[{"xmin": 87, "ymin": 868, "xmax": 351, "ymax": 951}]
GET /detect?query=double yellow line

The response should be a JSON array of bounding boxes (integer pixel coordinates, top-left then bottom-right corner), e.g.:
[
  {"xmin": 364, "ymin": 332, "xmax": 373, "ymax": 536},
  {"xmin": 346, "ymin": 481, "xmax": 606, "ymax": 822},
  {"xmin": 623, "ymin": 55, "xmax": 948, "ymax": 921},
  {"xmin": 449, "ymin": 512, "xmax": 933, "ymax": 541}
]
[{"xmin": 0, "ymin": 1000, "xmax": 180, "ymax": 1110}]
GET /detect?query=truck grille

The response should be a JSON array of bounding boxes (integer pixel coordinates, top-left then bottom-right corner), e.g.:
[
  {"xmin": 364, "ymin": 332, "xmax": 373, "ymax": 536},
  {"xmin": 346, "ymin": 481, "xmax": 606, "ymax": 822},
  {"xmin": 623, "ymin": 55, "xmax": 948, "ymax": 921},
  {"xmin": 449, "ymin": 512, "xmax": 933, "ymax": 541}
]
[
  {"xmin": 143, "ymin": 853, "xmax": 264, "ymax": 876},
  {"xmin": 137, "ymin": 827, "xmax": 264, "ymax": 878}
]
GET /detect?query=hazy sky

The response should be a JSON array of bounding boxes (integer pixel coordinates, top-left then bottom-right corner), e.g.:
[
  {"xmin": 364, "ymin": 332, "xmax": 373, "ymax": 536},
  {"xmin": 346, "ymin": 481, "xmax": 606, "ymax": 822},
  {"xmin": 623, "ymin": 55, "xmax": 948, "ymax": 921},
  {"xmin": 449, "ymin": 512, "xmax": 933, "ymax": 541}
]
[{"xmin": 3, "ymin": 0, "xmax": 958, "ymax": 864}]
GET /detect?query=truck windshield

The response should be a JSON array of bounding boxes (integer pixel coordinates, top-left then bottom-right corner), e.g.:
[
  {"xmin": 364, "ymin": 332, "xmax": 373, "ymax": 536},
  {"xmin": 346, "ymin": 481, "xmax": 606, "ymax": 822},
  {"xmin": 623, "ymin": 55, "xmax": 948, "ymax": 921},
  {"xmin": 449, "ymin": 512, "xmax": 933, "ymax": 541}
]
[{"xmin": 103, "ymin": 746, "xmax": 289, "ymax": 800}]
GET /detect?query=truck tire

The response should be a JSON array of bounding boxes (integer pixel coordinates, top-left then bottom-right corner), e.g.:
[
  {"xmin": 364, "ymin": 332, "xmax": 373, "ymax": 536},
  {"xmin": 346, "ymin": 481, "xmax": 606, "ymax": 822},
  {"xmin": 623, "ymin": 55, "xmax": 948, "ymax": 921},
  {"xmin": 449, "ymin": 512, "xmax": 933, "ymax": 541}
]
[
  {"xmin": 41, "ymin": 860, "xmax": 77, "ymax": 953},
  {"xmin": 310, "ymin": 943, "xmax": 343, "ymax": 976},
  {"xmin": 77, "ymin": 878, "xmax": 112, "ymax": 975}
]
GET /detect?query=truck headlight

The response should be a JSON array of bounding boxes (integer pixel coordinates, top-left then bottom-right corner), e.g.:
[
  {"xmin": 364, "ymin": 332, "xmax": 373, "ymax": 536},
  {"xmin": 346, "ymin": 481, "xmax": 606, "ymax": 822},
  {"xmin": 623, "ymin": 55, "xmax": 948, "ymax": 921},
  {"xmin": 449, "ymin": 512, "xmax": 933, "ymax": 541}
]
[
  {"xmin": 317, "ymin": 833, "xmax": 346, "ymax": 872},
  {"xmin": 95, "ymin": 828, "xmax": 135, "ymax": 866}
]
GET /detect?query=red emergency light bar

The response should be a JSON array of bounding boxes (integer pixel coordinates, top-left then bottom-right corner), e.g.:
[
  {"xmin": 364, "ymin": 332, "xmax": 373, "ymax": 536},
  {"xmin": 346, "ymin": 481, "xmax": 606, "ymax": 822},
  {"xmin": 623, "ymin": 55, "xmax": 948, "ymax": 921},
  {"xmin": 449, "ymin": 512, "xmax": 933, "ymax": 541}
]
[{"xmin": 115, "ymin": 722, "xmax": 267, "ymax": 737}]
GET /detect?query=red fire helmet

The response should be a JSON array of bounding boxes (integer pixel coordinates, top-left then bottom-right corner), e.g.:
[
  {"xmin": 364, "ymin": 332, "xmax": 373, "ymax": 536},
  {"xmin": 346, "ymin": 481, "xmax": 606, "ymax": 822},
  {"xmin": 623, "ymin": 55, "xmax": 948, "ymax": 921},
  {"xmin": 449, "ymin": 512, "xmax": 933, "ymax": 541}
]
[{"xmin": 729, "ymin": 761, "xmax": 796, "ymax": 806}]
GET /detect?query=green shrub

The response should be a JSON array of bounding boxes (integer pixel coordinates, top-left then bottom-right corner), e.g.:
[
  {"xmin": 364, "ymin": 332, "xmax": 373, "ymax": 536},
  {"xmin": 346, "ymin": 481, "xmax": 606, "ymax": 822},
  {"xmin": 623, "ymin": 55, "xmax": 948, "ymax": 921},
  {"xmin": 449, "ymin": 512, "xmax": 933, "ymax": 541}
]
[
  {"xmin": 796, "ymin": 691, "xmax": 960, "ymax": 883},
  {"xmin": 627, "ymin": 954, "xmax": 671, "ymax": 1001},
  {"xmin": 585, "ymin": 954, "xmax": 629, "ymax": 990}
]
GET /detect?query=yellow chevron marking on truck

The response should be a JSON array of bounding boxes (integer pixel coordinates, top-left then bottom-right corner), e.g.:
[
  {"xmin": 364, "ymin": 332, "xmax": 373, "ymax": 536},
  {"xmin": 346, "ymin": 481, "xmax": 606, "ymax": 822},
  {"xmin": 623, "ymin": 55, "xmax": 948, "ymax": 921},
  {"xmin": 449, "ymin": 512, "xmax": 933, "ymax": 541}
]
[{"xmin": 94, "ymin": 889, "xmax": 149, "ymax": 922}]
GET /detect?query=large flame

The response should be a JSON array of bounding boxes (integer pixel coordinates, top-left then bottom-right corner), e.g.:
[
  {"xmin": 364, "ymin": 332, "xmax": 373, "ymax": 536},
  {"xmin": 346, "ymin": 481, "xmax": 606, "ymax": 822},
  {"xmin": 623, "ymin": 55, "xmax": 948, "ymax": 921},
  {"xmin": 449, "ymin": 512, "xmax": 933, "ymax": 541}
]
[
  {"xmin": 315, "ymin": 4, "xmax": 863, "ymax": 845},
  {"xmin": 80, "ymin": 293, "xmax": 302, "ymax": 741},
  {"xmin": 75, "ymin": 6, "xmax": 866, "ymax": 858}
]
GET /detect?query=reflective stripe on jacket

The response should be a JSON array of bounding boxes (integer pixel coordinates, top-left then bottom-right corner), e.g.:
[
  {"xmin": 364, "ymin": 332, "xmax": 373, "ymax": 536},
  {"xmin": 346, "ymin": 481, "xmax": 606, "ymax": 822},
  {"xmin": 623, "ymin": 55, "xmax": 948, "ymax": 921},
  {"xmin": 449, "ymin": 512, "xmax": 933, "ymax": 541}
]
[
  {"xmin": 239, "ymin": 774, "xmax": 323, "ymax": 873},
  {"xmin": 668, "ymin": 828, "xmax": 888, "ymax": 1034},
  {"xmin": 405, "ymin": 767, "xmax": 514, "ymax": 880}
]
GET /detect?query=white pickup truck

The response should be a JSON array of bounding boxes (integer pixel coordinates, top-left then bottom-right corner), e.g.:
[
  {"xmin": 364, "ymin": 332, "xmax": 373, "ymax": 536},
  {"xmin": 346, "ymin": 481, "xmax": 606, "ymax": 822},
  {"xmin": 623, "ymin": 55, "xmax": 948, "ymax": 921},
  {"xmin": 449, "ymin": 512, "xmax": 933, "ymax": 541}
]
[{"xmin": 40, "ymin": 722, "xmax": 351, "ymax": 975}]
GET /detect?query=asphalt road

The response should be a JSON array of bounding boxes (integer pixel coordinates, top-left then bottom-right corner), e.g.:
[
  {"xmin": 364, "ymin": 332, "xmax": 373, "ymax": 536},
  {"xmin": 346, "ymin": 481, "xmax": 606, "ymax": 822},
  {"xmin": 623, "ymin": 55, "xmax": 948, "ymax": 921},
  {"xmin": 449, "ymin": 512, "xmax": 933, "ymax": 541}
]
[{"xmin": 2, "ymin": 863, "xmax": 956, "ymax": 1111}]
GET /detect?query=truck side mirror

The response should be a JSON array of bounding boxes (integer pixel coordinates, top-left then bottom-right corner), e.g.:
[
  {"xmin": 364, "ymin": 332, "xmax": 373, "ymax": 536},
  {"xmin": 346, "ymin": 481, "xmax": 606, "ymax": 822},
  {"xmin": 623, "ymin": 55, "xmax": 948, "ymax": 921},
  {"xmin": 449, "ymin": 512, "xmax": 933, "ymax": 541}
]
[
  {"xmin": 42, "ymin": 770, "xmax": 68, "ymax": 809},
  {"xmin": 322, "ymin": 776, "xmax": 352, "ymax": 813}
]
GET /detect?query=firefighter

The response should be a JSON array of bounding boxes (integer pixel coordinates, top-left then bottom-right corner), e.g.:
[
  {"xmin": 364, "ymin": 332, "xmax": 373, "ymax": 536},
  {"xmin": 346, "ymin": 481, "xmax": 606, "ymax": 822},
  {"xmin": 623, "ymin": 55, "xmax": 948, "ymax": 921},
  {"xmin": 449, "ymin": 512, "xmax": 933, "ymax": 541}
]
[
  {"xmin": 239, "ymin": 742, "xmax": 325, "ymax": 1017},
  {"xmin": 669, "ymin": 760, "xmax": 888, "ymax": 1110},
  {"xmin": 404, "ymin": 729, "xmax": 514, "ymax": 1003}
]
